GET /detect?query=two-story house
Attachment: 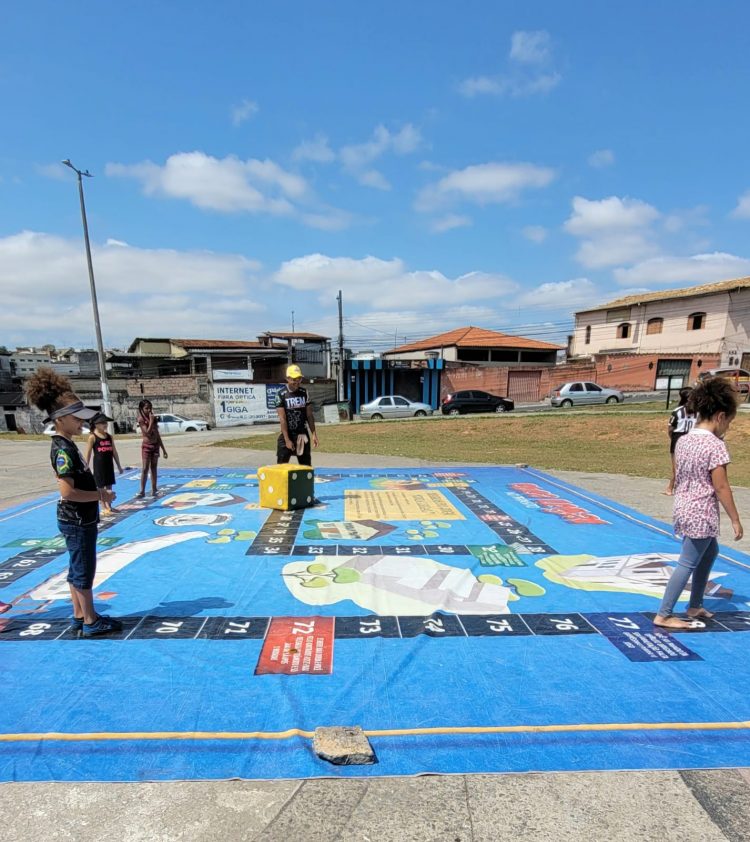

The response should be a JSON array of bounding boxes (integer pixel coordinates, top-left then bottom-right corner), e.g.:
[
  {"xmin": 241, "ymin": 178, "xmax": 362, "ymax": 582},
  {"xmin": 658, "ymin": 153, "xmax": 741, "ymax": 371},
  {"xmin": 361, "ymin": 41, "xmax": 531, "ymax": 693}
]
[{"xmin": 570, "ymin": 277, "xmax": 750, "ymax": 390}]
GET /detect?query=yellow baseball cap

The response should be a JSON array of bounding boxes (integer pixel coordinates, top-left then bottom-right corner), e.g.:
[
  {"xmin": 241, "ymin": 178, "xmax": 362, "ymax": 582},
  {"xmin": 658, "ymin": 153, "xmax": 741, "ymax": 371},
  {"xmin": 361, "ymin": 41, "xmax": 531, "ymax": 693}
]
[{"xmin": 286, "ymin": 364, "xmax": 303, "ymax": 379}]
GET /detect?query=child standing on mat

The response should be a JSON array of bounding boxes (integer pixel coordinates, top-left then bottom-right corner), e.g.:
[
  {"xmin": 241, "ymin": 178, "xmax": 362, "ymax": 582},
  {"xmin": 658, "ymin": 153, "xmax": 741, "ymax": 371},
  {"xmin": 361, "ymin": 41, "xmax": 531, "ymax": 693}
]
[
  {"xmin": 85, "ymin": 412, "xmax": 123, "ymax": 514},
  {"xmin": 654, "ymin": 377, "xmax": 744, "ymax": 629},
  {"xmin": 665, "ymin": 387, "xmax": 696, "ymax": 495},
  {"xmin": 25, "ymin": 369, "xmax": 122, "ymax": 638},
  {"xmin": 136, "ymin": 399, "xmax": 167, "ymax": 498}
]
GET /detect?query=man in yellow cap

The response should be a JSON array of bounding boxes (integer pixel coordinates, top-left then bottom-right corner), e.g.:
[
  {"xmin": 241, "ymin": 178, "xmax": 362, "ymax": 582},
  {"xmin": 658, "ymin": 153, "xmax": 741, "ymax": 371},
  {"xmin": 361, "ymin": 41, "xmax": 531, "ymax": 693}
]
[{"xmin": 274, "ymin": 363, "xmax": 319, "ymax": 464}]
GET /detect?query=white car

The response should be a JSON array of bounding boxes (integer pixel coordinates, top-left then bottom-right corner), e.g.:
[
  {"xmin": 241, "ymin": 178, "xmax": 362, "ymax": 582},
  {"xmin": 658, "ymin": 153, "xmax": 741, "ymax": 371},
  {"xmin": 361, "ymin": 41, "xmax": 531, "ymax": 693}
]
[
  {"xmin": 359, "ymin": 395, "xmax": 434, "ymax": 420},
  {"xmin": 155, "ymin": 413, "xmax": 210, "ymax": 434},
  {"xmin": 44, "ymin": 422, "xmax": 90, "ymax": 436}
]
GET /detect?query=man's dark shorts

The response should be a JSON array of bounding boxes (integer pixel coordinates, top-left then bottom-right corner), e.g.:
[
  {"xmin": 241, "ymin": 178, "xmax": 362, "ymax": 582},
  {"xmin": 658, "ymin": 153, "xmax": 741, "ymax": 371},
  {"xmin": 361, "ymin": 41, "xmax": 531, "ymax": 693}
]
[
  {"xmin": 60, "ymin": 522, "xmax": 98, "ymax": 589},
  {"xmin": 276, "ymin": 434, "xmax": 311, "ymax": 466}
]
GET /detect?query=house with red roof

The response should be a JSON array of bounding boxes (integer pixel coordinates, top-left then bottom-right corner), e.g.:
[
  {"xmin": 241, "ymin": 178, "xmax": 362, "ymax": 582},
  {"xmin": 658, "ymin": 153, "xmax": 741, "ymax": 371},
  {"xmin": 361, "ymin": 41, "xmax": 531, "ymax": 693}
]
[
  {"xmin": 381, "ymin": 326, "xmax": 562, "ymax": 366},
  {"xmin": 345, "ymin": 326, "xmax": 564, "ymax": 409}
]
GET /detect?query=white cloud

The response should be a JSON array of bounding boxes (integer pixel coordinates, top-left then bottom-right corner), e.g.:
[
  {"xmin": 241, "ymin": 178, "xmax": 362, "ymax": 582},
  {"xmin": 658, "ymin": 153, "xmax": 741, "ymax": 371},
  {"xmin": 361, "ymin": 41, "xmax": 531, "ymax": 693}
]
[
  {"xmin": 522, "ymin": 225, "xmax": 548, "ymax": 243},
  {"xmin": 357, "ymin": 169, "xmax": 392, "ymax": 191},
  {"xmin": 416, "ymin": 162, "xmax": 555, "ymax": 213},
  {"xmin": 231, "ymin": 99, "xmax": 259, "ymax": 125},
  {"xmin": 272, "ymin": 254, "xmax": 517, "ymax": 309},
  {"xmin": 458, "ymin": 76, "xmax": 504, "ymax": 97},
  {"xmin": 292, "ymin": 134, "xmax": 336, "ymax": 163},
  {"xmin": 418, "ymin": 160, "xmax": 447, "ymax": 173},
  {"xmin": 588, "ymin": 149, "xmax": 615, "ymax": 169},
  {"xmin": 732, "ymin": 190, "xmax": 750, "ymax": 219},
  {"xmin": 36, "ymin": 163, "xmax": 69, "ymax": 181},
  {"xmin": 299, "ymin": 207, "xmax": 354, "ymax": 231},
  {"xmin": 613, "ymin": 252, "xmax": 750, "ymax": 287},
  {"xmin": 663, "ymin": 205, "xmax": 710, "ymax": 234},
  {"xmin": 517, "ymin": 277, "xmax": 597, "ymax": 309},
  {"xmin": 510, "ymin": 30, "xmax": 552, "ymax": 64},
  {"xmin": 575, "ymin": 234, "xmax": 660, "ymax": 269},
  {"xmin": 350, "ymin": 305, "xmax": 501, "ymax": 343},
  {"xmin": 459, "ymin": 72, "xmax": 560, "ymax": 98},
  {"xmin": 565, "ymin": 196, "xmax": 659, "ymax": 235},
  {"xmin": 106, "ymin": 151, "xmax": 352, "ymax": 228},
  {"xmin": 0, "ymin": 231, "xmax": 265, "ymax": 346},
  {"xmin": 106, "ymin": 152, "xmax": 306, "ymax": 214},
  {"xmin": 2, "ymin": 233, "xmax": 586, "ymax": 350},
  {"xmin": 340, "ymin": 124, "xmax": 422, "ymax": 189},
  {"xmin": 459, "ymin": 29, "xmax": 561, "ymax": 98},
  {"xmin": 431, "ymin": 214, "xmax": 472, "ymax": 233},
  {"xmin": 564, "ymin": 195, "xmax": 661, "ymax": 268}
]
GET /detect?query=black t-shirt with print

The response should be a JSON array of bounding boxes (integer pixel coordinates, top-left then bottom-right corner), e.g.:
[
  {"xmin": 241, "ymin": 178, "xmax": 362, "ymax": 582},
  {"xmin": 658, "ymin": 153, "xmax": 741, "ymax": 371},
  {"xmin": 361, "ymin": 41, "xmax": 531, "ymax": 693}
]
[
  {"xmin": 274, "ymin": 386, "xmax": 311, "ymax": 437},
  {"xmin": 50, "ymin": 434, "xmax": 99, "ymax": 526}
]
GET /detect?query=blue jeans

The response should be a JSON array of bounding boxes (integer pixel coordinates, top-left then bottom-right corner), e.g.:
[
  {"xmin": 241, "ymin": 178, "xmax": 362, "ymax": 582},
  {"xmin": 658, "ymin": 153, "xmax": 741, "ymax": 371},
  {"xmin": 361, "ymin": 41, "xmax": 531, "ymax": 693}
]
[
  {"xmin": 59, "ymin": 522, "xmax": 98, "ymax": 590},
  {"xmin": 658, "ymin": 536, "xmax": 719, "ymax": 617}
]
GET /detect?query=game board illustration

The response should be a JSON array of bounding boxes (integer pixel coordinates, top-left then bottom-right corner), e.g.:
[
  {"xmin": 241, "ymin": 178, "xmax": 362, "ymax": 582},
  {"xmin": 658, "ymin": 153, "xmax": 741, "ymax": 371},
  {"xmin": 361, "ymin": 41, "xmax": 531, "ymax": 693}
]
[{"xmin": 2, "ymin": 466, "xmax": 750, "ymax": 782}]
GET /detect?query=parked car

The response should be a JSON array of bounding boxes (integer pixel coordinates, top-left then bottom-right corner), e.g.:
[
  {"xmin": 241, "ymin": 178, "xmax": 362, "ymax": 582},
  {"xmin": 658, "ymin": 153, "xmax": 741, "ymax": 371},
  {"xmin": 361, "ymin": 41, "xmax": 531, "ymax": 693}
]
[
  {"xmin": 697, "ymin": 367, "xmax": 750, "ymax": 395},
  {"xmin": 441, "ymin": 390, "xmax": 515, "ymax": 415},
  {"xmin": 359, "ymin": 395, "xmax": 434, "ymax": 420},
  {"xmin": 551, "ymin": 382, "xmax": 624, "ymax": 407},
  {"xmin": 155, "ymin": 414, "xmax": 210, "ymax": 433},
  {"xmin": 43, "ymin": 422, "xmax": 90, "ymax": 435}
]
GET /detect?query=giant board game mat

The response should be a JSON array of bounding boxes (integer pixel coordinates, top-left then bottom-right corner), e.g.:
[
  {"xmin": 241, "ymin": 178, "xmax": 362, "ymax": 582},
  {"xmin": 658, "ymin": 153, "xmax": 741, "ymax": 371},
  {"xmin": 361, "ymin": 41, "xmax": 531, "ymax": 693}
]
[{"xmin": 2, "ymin": 466, "xmax": 750, "ymax": 782}]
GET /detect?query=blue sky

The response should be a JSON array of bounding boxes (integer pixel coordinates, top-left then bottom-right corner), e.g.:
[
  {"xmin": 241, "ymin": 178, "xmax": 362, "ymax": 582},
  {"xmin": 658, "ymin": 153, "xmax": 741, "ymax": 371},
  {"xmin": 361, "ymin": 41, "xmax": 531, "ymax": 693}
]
[{"xmin": 2, "ymin": 1, "xmax": 750, "ymax": 351}]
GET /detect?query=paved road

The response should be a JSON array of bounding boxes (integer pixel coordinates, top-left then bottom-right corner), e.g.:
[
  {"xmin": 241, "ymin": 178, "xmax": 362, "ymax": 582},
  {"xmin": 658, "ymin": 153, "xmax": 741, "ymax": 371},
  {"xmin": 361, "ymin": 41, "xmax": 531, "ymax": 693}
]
[{"xmin": 2, "ymin": 428, "xmax": 750, "ymax": 841}]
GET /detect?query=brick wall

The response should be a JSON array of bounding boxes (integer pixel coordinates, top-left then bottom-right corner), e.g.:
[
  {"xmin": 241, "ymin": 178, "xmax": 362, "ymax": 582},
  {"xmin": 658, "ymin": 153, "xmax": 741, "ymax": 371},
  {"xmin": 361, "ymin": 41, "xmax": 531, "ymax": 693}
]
[
  {"xmin": 440, "ymin": 353, "xmax": 723, "ymax": 403},
  {"xmin": 126, "ymin": 376, "xmax": 206, "ymax": 398},
  {"xmin": 591, "ymin": 353, "xmax": 721, "ymax": 392},
  {"xmin": 442, "ymin": 365, "xmax": 509, "ymax": 397}
]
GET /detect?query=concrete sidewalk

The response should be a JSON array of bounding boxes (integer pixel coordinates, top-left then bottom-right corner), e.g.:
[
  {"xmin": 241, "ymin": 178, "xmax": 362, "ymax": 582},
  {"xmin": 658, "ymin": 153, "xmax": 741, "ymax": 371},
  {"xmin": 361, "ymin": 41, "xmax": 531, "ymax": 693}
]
[{"xmin": 1, "ymin": 430, "xmax": 750, "ymax": 841}]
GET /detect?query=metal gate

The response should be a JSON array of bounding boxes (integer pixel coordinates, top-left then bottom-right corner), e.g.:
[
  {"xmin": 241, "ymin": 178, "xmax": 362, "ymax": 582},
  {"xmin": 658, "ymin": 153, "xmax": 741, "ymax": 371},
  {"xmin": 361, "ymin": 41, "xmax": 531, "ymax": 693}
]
[
  {"xmin": 655, "ymin": 358, "xmax": 692, "ymax": 389},
  {"xmin": 507, "ymin": 370, "xmax": 542, "ymax": 403}
]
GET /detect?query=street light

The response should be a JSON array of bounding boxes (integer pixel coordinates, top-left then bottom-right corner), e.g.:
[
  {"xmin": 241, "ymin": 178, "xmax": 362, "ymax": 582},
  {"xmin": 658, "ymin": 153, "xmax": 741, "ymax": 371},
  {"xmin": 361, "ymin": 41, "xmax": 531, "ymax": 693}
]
[{"xmin": 61, "ymin": 159, "xmax": 113, "ymax": 421}]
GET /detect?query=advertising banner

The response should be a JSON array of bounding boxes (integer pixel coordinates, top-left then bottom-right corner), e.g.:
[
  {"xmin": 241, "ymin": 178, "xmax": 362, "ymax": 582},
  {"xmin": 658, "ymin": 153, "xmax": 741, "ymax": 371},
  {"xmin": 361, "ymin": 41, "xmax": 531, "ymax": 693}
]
[{"xmin": 213, "ymin": 383, "xmax": 283, "ymax": 427}]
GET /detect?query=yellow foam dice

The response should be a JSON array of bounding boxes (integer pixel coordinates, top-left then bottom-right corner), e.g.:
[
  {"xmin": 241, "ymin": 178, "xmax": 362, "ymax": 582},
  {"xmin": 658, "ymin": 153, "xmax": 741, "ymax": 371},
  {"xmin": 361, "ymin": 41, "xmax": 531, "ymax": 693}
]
[{"xmin": 258, "ymin": 464, "xmax": 315, "ymax": 510}]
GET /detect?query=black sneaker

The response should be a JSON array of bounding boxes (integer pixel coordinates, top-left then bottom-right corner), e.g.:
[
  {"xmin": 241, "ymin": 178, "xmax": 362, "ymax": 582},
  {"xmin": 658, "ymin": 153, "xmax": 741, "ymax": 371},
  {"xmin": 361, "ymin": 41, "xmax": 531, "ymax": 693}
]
[
  {"xmin": 73, "ymin": 613, "xmax": 122, "ymax": 632},
  {"xmin": 96, "ymin": 613, "xmax": 123, "ymax": 630},
  {"xmin": 81, "ymin": 616, "xmax": 121, "ymax": 638}
]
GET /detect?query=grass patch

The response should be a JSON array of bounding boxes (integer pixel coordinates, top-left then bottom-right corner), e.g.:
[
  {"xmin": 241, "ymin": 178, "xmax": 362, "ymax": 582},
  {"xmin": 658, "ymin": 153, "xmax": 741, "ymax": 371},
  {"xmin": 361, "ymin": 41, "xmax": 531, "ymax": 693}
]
[{"xmin": 215, "ymin": 412, "xmax": 750, "ymax": 486}]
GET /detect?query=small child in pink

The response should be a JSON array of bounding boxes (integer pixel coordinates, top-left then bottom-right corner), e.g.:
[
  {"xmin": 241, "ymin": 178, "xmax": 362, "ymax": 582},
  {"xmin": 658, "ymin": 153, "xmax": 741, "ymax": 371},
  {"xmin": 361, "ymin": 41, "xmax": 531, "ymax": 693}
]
[{"xmin": 655, "ymin": 377, "xmax": 744, "ymax": 629}]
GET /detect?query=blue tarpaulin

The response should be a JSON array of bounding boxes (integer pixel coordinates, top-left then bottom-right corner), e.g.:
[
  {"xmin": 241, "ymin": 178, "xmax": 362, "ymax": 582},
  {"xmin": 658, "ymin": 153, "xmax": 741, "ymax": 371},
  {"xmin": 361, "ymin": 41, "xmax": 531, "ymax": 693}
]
[{"xmin": 2, "ymin": 466, "xmax": 750, "ymax": 781}]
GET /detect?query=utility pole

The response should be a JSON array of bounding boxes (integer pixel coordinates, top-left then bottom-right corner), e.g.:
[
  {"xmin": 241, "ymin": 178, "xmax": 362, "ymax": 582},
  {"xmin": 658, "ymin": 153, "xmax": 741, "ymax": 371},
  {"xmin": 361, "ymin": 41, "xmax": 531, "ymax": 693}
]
[
  {"xmin": 61, "ymin": 159, "xmax": 113, "ymax": 422},
  {"xmin": 291, "ymin": 310, "xmax": 295, "ymax": 333},
  {"xmin": 337, "ymin": 290, "xmax": 344, "ymax": 400}
]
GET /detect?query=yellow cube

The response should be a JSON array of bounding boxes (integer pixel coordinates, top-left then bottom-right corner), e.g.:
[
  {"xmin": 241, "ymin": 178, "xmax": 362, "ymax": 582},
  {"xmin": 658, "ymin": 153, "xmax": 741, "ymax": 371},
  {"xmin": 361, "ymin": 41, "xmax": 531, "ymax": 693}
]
[{"xmin": 258, "ymin": 464, "xmax": 315, "ymax": 510}]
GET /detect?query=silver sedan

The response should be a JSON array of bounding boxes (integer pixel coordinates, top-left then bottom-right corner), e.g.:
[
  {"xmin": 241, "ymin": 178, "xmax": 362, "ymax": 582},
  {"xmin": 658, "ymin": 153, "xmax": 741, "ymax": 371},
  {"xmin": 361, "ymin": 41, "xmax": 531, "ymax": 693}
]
[
  {"xmin": 551, "ymin": 381, "xmax": 625, "ymax": 407},
  {"xmin": 359, "ymin": 395, "xmax": 434, "ymax": 420}
]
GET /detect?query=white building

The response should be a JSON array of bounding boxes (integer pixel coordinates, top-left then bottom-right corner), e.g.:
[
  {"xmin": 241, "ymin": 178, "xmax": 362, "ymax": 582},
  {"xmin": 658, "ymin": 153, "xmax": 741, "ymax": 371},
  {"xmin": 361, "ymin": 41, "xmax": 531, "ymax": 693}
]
[
  {"xmin": 571, "ymin": 276, "xmax": 750, "ymax": 368},
  {"xmin": 10, "ymin": 350, "xmax": 51, "ymax": 378}
]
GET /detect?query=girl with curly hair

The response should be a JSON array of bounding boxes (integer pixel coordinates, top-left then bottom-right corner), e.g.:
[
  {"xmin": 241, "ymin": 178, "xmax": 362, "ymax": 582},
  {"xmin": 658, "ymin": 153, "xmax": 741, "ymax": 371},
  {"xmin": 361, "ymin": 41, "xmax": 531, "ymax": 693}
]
[
  {"xmin": 25, "ymin": 368, "xmax": 122, "ymax": 637},
  {"xmin": 655, "ymin": 376, "xmax": 744, "ymax": 629}
]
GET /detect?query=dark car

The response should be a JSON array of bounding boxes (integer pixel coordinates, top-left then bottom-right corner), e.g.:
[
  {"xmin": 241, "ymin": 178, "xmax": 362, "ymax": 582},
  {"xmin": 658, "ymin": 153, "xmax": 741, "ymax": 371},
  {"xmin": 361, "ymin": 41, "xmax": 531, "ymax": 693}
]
[{"xmin": 441, "ymin": 390, "xmax": 514, "ymax": 415}]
